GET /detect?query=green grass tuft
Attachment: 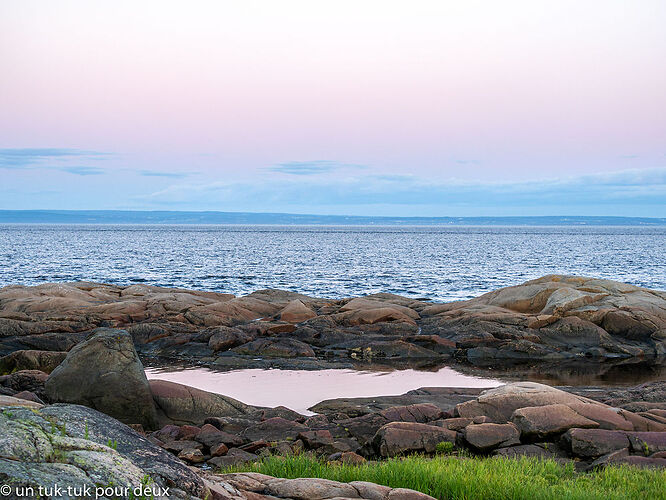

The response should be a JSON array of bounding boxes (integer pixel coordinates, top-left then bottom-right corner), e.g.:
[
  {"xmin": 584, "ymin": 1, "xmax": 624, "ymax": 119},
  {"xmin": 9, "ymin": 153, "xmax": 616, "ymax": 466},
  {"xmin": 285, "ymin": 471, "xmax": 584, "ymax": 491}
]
[{"xmin": 223, "ymin": 454, "xmax": 666, "ymax": 500}]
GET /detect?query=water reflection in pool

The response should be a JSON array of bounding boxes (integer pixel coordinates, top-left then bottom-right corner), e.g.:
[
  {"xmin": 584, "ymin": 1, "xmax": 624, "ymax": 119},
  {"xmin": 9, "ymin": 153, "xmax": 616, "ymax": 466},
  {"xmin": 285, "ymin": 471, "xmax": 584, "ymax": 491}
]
[{"xmin": 144, "ymin": 366, "xmax": 502, "ymax": 415}]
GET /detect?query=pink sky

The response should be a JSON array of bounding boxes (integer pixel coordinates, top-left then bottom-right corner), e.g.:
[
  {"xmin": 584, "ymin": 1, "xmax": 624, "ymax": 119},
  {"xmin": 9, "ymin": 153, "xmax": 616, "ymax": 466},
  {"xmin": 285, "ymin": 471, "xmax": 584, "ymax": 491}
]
[{"xmin": 1, "ymin": 1, "xmax": 665, "ymax": 214}]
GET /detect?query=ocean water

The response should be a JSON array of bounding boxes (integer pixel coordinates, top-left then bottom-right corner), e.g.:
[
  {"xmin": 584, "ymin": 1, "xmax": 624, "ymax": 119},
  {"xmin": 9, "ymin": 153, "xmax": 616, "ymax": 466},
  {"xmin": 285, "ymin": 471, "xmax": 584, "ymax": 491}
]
[{"xmin": 1, "ymin": 224, "xmax": 664, "ymax": 302}]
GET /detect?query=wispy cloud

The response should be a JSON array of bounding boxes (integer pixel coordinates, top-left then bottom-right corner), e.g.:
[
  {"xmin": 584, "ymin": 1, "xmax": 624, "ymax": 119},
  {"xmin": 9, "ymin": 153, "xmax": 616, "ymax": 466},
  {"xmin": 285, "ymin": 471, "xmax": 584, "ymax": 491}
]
[
  {"xmin": 58, "ymin": 166, "xmax": 105, "ymax": 176},
  {"xmin": 138, "ymin": 167, "xmax": 666, "ymax": 213},
  {"xmin": 139, "ymin": 170, "xmax": 191, "ymax": 178},
  {"xmin": 0, "ymin": 148, "xmax": 111, "ymax": 169},
  {"xmin": 268, "ymin": 160, "xmax": 366, "ymax": 175}
]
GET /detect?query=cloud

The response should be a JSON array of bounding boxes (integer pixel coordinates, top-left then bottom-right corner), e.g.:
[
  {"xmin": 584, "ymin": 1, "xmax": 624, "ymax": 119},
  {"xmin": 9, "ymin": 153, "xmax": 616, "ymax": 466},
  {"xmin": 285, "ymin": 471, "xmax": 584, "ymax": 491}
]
[
  {"xmin": 138, "ymin": 167, "xmax": 666, "ymax": 213},
  {"xmin": 0, "ymin": 148, "xmax": 111, "ymax": 169},
  {"xmin": 139, "ymin": 170, "xmax": 191, "ymax": 178},
  {"xmin": 268, "ymin": 160, "xmax": 366, "ymax": 175},
  {"xmin": 58, "ymin": 166, "xmax": 105, "ymax": 176}
]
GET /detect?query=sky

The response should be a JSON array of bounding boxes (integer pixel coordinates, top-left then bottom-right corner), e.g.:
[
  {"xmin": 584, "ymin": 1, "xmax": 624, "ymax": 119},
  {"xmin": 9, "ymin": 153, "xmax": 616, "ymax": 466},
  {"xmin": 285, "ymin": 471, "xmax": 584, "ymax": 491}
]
[{"xmin": 1, "ymin": 0, "xmax": 665, "ymax": 216}]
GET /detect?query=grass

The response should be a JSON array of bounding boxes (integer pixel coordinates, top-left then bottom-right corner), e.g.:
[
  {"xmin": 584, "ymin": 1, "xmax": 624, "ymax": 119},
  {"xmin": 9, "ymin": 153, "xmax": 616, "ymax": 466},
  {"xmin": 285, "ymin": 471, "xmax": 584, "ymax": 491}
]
[{"xmin": 222, "ymin": 454, "xmax": 666, "ymax": 500}]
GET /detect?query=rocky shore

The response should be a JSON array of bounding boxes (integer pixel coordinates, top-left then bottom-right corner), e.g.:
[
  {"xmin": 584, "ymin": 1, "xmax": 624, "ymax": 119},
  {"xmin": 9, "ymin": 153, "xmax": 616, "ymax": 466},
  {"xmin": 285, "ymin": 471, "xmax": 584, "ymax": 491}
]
[
  {"xmin": 1, "ymin": 326, "xmax": 665, "ymax": 498},
  {"xmin": 0, "ymin": 275, "xmax": 665, "ymax": 369},
  {"xmin": 1, "ymin": 275, "xmax": 665, "ymax": 498}
]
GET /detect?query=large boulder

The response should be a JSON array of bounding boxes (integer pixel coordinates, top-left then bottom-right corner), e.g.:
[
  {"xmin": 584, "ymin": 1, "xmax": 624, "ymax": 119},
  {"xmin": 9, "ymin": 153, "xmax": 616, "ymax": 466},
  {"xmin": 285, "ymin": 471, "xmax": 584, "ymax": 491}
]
[
  {"xmin": 456, "ymin": 382, "xmax": 602, "ymax": 422},
  {"xmin": 0, "ymin": 402, "xmax": 205, "ymax": 499},
  {"xmin": 373, "ymin": 421, "xmax": 456, "ymax": 457},
  {"xmin": 44, "ymin": 328, "xmax": 158, "ymax": 429},
  {"xmin": 149, "ymin": 380, "xmax": 253, "ymax": 426}
]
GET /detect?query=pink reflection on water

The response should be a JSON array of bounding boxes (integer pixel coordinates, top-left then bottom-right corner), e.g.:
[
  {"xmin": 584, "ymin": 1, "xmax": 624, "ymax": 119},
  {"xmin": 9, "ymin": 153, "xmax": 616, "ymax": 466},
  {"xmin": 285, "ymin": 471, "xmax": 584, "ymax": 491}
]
[{"xmin": 144, "ymin": 367, "xmax": 502, "ymax": 415}]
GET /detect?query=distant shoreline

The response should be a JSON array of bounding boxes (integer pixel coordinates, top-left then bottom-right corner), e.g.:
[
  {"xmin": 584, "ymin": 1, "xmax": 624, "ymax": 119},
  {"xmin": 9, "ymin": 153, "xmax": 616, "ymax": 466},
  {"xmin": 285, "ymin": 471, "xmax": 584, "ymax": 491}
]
[{"xmin": 1, "ymin": 210, "xmax": 665, "ymax": 226}]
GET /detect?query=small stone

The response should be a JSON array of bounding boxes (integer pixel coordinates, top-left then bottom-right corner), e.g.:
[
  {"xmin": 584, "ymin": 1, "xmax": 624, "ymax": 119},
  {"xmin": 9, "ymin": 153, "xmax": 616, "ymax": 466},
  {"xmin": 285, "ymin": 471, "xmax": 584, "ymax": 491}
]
[
  {"xmin": 178, "ymin": 448, "xmax": 205, "ymax": 463},
  {"xmin": 211, "ymin": 442, "xmax": 229, "ymax": 457}
]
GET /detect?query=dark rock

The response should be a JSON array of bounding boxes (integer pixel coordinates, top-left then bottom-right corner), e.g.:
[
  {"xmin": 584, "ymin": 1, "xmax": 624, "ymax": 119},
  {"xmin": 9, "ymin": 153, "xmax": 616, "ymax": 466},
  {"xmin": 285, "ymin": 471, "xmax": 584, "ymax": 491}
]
[
  {"xmin": 241, "ymin": 417, "xmax": 309, "ymax": 442},
  {"xmin": 373, "ymin": 422, "xmax": 456, "ymax": 457},
  {"xmin": 463, "ymin": 423, "xmax": 521, "ymax": 452},
  {"xmin": 207, "ymin": 326, "xmax": 254, "ymax": 352},
  {"xmin": 44, "ymin": 328, "xmax": 158, "ymax": 429},
  {"xmin": 232, "ymin": 338, "xmax": 316, "ymax": 357},
  {"xmin": 196, "ymin": 423, "xmax": 244, "ymax": 448},
  {"xmin": 564, "ymin": 428, "xmax": 631, "ymax": 458},
  {"xmin": 379, "ymin": 403, "xmax": 443, "ymax": 423},
  {"xmin": 249, "ymin": 405, "xmax": 305, "ymax": 422},
  {"xmin": 627, "ymin": 432, "xmax": 666, "ymax": 455},
  {"xmin": 0, "ymin": 350, "xmax": 67, "ymax": 374},
  {"xmin": 493, "ymin": 444, "xmax": 556, "ymax": 459},
  {"xmin": 298, "ymin": 430, "xmax": 334, "ymax": 449},
  {"xmin": 208, "ymin": 448, "xmax": 258, "ymax": 469}
]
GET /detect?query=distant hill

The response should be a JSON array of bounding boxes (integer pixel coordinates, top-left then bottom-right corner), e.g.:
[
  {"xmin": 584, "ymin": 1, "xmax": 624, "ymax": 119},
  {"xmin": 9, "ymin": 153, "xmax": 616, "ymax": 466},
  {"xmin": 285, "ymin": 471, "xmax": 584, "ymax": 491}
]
[{"xmin": 0, "ymin": 210, "xmax": 664, "ymax": 225}]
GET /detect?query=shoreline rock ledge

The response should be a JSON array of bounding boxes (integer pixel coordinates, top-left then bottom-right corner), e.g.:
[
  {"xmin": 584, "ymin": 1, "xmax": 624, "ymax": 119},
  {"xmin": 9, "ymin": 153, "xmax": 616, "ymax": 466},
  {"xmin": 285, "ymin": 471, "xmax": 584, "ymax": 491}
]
[{"xmin": 0, "ymin": 275, "xmax": 664, "ymax": 366}]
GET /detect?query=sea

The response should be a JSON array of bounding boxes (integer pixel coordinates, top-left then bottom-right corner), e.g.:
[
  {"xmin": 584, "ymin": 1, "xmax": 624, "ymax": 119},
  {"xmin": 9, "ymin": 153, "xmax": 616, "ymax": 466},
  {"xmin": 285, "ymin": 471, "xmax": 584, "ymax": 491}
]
[{"xmin": 1, "ymin": 224, "xmax": 664, "ymax": 301}]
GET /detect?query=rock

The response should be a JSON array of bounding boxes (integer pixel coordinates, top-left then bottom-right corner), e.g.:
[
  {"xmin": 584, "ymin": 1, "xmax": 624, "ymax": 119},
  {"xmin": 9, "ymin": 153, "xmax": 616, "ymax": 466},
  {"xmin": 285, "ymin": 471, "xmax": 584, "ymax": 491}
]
[
  {"xmin": 44, "ymin": 328, "xmax": 158, "ymax": 429},
  {"xmin": 298, "ymin": 429, "xmax": 334, "ymax": 449},
  {"xmin": 233, "ymin": 338, "xmax": 316, "ymax": 357},
  {"xmin": 12, "ymin": 390, "xmax": 44, "ymax": 404},
  {"xmin": 149, "ymin": 379, "xmax": 253, "ymax": 426},
  {"xmin": 627, "ymin": 432, "xmax": 666, "ymax": 454},
  {"xmin": 264, "ymin": 477, "xmax": 361, "ymax": 499},
  {"xmin": 379, "ymin": 403, "xmax": 444, "ymax": 423},
  {"xmin": 493, "ymin": 444, "xmax": 556, "ymax": 459},
  {"xmin": 178, "ymin": 448, "xmax": 205, "ymax": 463},
  {"xmin": 280, "ymin": 300, "xmax": 317, "ymax": 323},
  {"xmin": 420, "ymin": 275, "xmax": 666, "ymax": 359},
  {"xmin": 340, "ymin": 451, "xmax": 366, "ymax": 465},
  {"xmin": 336, "ymin": 413, "xmax": 391, "ymax": 445},
  {"xmin": 0, "ymin": 394, "xmax": 42, "ymax": 409},
  {"xmin": 162, "ymin": 440, "xmax": 203, "ymax": 453},
  {"xmin": 350, "ymin": 480, "xmax": 392, "ymax": 499},
  {"xmin": 587, "ymin": 448, "xmax": 631, "ymax": 470},
  {"xmin": 207, "ymin": 326, "xmax": 254, "ymax": 352},
  {"xmin": 456, "ymin": 382, "xmax": 603, "ymax": 422},
  {"xmin": 211, "ymin": 442, "xmax": 229, "ymax": 456},
  {"xmin": 208, "ymin": 448, "xmax": 258, "ymax": 469},
  {"xmin": 3, "ymin": 276, "xmax": 665, "ymax": 366},
  {"xmin": 511, "ymin": 404, "xmax": 599, "ymax": 438},
  {"xmin": 0, "ymin": 350, "xmax": 67, "ymax": 374},
  {"xmin": 612, "ymin": 456, "xmax": 666, "ymax": 469},
  {"xmin": 0, "ymin": 402, "xmax": 205, "ymax": 498},
  {"xmin": 249, "ymin": 405, "xmax": 306, "ymax": 422},
  {"xmin": 219, "ymin": 472, "xmax": 437, "ymax": 500},
  {"xmin": 564, "ymin": 428, "xmax": 631, "ymax": 458},
  {"xmin": 196, "ymin": 423, "xmax": 244, "ymax": 448},
  {"xmin": 240, "ymin": 417, "xmax": 308, "ymax": 442},
  {"xmin": 436, "ymin": 417, "xmax": 474, "ymax": 431},
  {"xmin": 463, "ymin": 423, "xmax": 521, "ymax": 452},
  {"xmin": 0, "ymin": 369, "xmax": 48, "ymax": 399},
  {"xmin": 373, "ymin": 422, "xmax": 456, "ymax": 457},
  {"xmin": 127, "ymin": 323, "xmax": 170, "ymax": 344},
  {"xmin": 311, "ymin": 387, "xmax": 483, "ymax": 417},
  {"xmin": 566, "ymin": 402, "xmax": 634, "ymax": 431}
]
